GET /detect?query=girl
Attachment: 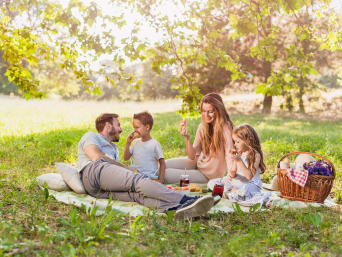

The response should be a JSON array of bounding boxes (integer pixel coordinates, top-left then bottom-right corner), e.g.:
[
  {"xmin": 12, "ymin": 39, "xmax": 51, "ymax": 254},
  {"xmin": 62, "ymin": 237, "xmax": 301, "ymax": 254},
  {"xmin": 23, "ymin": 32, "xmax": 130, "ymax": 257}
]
[{"xmin": 208, "ymin": 124, "xmax": 266, "ymax": 202}]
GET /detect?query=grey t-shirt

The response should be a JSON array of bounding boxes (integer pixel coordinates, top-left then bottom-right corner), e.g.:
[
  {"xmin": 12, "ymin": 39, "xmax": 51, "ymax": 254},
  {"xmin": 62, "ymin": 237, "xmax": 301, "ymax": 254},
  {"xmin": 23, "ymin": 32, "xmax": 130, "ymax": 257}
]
[{"xmin": 77, "ymin": 132, "xmax": 120, "ymax": 172}]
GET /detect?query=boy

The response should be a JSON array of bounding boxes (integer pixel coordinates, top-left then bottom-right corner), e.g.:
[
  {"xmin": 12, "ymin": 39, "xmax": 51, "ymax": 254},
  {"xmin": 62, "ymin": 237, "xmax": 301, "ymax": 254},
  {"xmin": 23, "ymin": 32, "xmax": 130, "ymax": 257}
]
[{"xmin": 124, "ymin": 111, "xmax": 165, "ymax": 183}]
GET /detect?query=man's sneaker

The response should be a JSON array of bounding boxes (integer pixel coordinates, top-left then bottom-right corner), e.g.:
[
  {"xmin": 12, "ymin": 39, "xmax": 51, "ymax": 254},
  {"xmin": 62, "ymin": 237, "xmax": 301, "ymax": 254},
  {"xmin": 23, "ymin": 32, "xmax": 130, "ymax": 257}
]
[{"xmin": 175, "ymin": 195, "xmax": 214, "ymax": 219}]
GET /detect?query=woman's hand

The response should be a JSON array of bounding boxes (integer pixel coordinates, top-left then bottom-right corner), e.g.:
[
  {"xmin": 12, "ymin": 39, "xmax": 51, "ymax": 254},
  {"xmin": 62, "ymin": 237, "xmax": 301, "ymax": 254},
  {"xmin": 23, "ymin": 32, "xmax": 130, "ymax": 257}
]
[{"xmin": 180, "ymin": 120, "xmax": 190, "ymax": 138}]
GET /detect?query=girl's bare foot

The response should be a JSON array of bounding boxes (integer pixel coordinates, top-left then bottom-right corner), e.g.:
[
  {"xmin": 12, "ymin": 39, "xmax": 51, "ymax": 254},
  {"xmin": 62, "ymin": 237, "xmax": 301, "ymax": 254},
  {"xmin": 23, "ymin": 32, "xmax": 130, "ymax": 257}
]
[{"xmin": 266, "ymin": 200, "xmax": 273, "ymax": 208}]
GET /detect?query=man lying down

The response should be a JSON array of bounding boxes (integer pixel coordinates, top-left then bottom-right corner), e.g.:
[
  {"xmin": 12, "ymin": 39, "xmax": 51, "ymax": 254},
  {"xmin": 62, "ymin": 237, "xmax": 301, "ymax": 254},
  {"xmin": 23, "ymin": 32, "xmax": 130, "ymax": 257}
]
[{"xmin": 77, "ymin": 113, "xmax": 214, "ymax": 219}]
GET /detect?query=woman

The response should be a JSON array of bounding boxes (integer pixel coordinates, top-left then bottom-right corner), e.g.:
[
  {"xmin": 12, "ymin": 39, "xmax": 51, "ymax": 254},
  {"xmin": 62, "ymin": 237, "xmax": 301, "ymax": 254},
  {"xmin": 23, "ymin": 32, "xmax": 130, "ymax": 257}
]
[{"xmin": 164, "ymin": 93, "xmax": 234, "ymax": 184}]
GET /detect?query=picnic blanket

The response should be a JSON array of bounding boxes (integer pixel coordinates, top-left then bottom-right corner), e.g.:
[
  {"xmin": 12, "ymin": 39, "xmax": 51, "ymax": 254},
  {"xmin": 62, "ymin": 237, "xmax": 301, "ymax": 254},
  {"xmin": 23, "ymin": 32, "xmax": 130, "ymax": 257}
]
[{"xmin": 43, "ymin": 186, "xmax": 339, "ymax": 217}]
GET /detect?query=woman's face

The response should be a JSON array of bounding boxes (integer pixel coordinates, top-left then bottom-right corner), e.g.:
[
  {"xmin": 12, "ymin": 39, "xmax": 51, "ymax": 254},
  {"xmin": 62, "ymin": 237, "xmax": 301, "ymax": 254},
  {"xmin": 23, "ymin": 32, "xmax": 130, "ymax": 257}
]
[{"xmin": 201, "ymin": 103, "xmax": 216, "ymax": 124}]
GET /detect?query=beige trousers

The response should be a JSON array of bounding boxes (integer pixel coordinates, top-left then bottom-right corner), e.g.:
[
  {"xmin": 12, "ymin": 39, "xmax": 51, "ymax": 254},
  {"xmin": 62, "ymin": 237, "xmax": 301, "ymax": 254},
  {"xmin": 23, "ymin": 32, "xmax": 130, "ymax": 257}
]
[
  {"xmin": 81, "ymin": 159, "xmax": 184, "ymax": 212},
  {"xmin": 164, "ymin": 157, "xmax": 208, "ymax": 184}
]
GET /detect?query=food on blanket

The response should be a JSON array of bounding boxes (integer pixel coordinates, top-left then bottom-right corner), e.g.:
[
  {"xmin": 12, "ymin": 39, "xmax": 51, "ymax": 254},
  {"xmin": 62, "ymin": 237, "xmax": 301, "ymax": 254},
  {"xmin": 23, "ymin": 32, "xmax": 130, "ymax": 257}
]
[
  {"xmin": 180, "ymin": 174, "xmax": 190, "ymax": 187},
  {"xmin": 174, "ymin": 186, "xmax": 189, "ymax": 191},
  {"xmin": 294, "ymin": 154, "xmax": 315, "ymax": 170},
  {"xmin": 201, "ymin": 188, "xmax": 208, "ymax": 193},
  {"xmin": 167, "ymin": 185, "xmax": 173, "ymax": 190},
  {"xmin": 212, "ymin": 183, "xmax": 224, "ymax": 197},
  {"xmin": 303, "ymin": 160, "xmax": 334, "ymax": 176},
  {"xmin": 189, "ymin": 186, "xmax": 201, "ymax": 192}
]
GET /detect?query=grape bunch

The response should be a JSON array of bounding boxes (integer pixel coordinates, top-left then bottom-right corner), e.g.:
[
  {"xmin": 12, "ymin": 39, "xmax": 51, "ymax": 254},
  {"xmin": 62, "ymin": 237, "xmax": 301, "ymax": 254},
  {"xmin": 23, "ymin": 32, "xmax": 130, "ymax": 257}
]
[{"xmin": 303, "ymin": 159, "xmax": 334, "ymax": 176}]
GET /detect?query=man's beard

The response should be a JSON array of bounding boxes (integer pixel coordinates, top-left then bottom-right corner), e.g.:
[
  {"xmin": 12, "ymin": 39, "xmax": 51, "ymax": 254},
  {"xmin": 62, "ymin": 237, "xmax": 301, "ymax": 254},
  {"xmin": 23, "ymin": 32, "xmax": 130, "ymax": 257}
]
[
  {"xmin": 109, "ymin": 131, "xmax": 120, "ymax": 142},
  {"xmin": 112, "ymin": 137, "xmax": 119, "ymax": 142}
]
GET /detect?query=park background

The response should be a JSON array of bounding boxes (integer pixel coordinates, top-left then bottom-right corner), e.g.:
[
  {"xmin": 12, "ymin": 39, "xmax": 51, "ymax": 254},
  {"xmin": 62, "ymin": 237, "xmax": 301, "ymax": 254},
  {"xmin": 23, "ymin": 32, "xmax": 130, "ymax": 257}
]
[{"xmin": 1, "ymin": 0, "xmax": 342, "ymax": 256}]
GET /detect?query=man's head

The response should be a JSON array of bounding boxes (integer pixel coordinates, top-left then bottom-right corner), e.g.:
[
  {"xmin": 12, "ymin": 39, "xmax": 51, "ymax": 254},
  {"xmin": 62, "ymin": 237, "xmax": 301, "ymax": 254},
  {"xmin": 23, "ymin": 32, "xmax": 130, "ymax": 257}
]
[
  {"xmin": 95, "ymin": 113, "xmax": 122, "ymax": 142},
  {"xmin": 133, "ymin": 111, "xmax": 153, "ymax": 138}
]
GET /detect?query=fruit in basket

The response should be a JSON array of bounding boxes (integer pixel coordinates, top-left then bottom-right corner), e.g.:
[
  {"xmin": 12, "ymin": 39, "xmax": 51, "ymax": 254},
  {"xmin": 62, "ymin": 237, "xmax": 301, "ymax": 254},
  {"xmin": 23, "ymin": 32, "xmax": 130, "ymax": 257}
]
[{"xmin": 303, "ymin": 160, "xmax": 333, "ymax": 176}]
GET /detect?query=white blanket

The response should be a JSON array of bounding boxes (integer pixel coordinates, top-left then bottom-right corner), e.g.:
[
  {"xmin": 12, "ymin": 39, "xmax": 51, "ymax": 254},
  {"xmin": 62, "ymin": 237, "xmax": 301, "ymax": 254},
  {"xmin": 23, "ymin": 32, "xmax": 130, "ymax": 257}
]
[{"xmin": 45, "ymin": 188, "xmax": 338, "ymax": 217}]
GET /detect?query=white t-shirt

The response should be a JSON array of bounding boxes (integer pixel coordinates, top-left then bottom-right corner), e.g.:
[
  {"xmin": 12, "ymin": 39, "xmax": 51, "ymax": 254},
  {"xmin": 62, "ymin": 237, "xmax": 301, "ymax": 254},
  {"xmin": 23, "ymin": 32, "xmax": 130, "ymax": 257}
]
[{"xmin": 129, "ymin": 138, "xmax": 164, "ymax": 178}]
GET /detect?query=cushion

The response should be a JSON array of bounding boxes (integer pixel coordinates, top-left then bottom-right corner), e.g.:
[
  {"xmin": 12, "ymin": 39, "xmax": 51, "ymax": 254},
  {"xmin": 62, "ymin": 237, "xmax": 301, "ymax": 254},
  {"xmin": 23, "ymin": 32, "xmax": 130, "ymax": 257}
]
[
  {"xmin": 56, "ymin": 162, "xmax": 86, "ymax": 194},
  {"xmin": 36, "ymin": 173, "xmax": 70, "ymax": 191}
]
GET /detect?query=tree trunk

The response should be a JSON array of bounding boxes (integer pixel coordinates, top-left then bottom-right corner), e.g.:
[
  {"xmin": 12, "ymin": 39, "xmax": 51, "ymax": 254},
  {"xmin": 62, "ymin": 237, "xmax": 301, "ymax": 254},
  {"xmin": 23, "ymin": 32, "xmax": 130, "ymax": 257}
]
[
  {"xmin": 261, "ymin": 15, "xmax": 273, "ymax": 114},
  {"xmin": 262, "ymin": 60, "xmax": 272, "ymax": 114},
  {"xmin": 262, "ymin": 94, "xmax": 272, "ymax": 114},
  {"xmin": 298, "ymin": 76, "xmax": 305, "ymax": 113}
]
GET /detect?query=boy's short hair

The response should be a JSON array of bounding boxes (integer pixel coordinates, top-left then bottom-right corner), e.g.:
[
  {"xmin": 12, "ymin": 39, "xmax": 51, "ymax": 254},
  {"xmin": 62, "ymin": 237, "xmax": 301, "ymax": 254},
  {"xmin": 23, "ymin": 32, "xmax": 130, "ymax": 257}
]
[
  {"xmin": 95, "ymin": 113, "xmax": 119, "ymax": 132},
  {"xmin": 133, "ymin": 111, "xmax": 154, "ymax": 130}
]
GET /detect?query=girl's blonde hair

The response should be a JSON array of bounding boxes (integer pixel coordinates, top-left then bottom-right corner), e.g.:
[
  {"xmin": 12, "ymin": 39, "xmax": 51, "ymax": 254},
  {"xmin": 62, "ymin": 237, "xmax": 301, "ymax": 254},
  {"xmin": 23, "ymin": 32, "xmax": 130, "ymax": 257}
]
[
  {"xmin": 200, "ymin": 93, "xmax": 234, "ymax": 157},
  {"xmin": 233, "ymin": 124, "xmax": 266, "ymax": 174}
]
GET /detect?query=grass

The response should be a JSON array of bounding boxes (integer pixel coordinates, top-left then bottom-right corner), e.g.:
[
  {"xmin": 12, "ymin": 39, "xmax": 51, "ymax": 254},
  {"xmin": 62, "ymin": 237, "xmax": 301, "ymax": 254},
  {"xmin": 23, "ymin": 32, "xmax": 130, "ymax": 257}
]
[{"xmin": 1, "ymin": 97, "xmax": 342, "ymax": 256}]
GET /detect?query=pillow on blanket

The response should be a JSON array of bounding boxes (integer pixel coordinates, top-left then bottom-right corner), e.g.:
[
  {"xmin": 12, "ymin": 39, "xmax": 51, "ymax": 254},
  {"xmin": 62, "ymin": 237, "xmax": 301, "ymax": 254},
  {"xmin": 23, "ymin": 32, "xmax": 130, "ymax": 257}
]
[
  {"xmin": 55, "ymin": 162, "xmax": 86, "ymax": 194},
  {"xmin": 36, "ymin": 173, "xmax": 70, "ymax": 191}
]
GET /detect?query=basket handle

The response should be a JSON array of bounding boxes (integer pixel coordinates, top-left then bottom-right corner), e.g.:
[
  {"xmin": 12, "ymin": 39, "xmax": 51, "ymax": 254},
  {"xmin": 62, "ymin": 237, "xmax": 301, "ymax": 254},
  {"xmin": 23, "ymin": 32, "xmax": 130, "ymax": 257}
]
[{"xmin": 277, "ymin": 151, "xmax": 335, "ymax": 174}]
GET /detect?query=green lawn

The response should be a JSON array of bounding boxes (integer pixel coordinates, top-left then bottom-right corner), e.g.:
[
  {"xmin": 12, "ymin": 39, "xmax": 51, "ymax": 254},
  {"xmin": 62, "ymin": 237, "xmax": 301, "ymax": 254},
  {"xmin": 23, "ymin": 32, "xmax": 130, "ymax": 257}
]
[{"xmin": 1, "ymin": 98, "xmax": 342, "ymax": 256}]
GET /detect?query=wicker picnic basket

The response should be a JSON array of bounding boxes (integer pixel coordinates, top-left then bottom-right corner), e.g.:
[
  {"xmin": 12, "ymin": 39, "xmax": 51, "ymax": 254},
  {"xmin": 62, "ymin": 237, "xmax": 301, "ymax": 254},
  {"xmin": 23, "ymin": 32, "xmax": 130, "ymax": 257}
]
[{"xmin": 277, "ymin": 152, "xmax": 335, "ymax": 203}]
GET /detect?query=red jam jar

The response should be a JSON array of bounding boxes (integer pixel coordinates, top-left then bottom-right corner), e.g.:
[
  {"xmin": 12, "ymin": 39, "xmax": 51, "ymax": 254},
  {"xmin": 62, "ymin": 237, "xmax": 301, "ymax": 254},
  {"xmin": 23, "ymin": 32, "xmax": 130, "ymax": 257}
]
[
  {"xmin": 212, "ymin": 183, "xmax": 224, "ymax": 197},
  {"xmin": 180, "ymin": 174, "xmax": 190, "ymax": 187}
]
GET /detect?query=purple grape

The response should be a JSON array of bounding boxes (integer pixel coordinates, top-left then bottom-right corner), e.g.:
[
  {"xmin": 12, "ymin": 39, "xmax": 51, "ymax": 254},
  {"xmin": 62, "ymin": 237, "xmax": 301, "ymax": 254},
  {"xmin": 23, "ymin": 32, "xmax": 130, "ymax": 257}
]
[{"xmin": 303, "ymin": 159, "xmax": 333, "ymax": 176}]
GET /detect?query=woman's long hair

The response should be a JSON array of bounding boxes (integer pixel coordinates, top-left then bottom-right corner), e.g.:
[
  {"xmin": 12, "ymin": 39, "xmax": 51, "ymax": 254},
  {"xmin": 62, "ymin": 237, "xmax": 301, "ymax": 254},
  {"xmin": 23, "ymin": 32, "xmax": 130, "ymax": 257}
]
[
  {"xmin": 200, "ymin": 93, "xmax": 234, "ymax": 157},
  {"xmin": 233, "ymin": 124, "xmax": 266, "ymax": 174}
]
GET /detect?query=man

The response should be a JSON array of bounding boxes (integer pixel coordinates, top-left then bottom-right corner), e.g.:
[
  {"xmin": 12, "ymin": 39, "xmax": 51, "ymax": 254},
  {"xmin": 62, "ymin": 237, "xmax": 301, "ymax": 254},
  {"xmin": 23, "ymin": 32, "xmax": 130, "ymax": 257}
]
[{"xmin": 77, "ymin": 113, "xmax": 214, "ymax": 219}]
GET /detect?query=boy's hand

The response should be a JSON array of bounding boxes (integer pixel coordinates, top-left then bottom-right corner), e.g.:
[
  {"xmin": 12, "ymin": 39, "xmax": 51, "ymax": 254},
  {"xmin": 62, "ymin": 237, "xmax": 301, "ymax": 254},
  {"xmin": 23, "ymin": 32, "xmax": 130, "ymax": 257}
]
[
  {"xmin": 180, "ymin": 120, "xmax": 189, "ymax": 138},
  {"xmin": 126, "ymin": 132, "xmax": 139, "ymax": 144}
]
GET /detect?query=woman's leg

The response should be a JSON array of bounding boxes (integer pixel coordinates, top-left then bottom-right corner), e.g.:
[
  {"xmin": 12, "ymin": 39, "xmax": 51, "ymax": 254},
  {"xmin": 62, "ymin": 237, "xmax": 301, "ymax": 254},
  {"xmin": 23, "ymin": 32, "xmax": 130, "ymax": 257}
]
[
  {"xmin": 164, "ymin": 157, "xmax": 208, "ymax": 184},
  {"xmin": 165, "ymin": 157, "xmax": 197, "ymax": 169},
  {"xmin": 164, "ymin": 168, "xmax": 208, "ymax": 184}
]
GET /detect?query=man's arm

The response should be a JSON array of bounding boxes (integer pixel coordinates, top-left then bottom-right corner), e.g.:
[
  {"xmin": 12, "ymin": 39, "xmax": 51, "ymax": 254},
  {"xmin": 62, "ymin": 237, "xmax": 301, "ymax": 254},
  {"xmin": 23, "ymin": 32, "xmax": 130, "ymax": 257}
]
[{"xmin": 84, "ymin": 144, "xmax": 132, "ymax": 170}]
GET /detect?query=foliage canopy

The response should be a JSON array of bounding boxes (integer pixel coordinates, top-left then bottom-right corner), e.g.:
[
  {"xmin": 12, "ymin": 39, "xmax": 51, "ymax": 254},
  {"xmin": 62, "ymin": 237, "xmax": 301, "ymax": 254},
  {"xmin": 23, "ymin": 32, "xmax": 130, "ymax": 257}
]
[{"xmin": 0, "ymin": 0, "xmax": 341, "ymax": 114}]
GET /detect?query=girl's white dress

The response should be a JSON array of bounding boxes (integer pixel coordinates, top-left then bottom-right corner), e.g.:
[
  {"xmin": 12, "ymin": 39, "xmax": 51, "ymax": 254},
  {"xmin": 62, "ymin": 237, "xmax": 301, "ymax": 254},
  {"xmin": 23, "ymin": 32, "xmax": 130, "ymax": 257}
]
[{"xmin": 207, "ymin": 152, "xmax": 263, "ymax": 202}]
